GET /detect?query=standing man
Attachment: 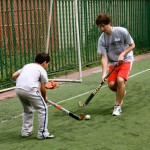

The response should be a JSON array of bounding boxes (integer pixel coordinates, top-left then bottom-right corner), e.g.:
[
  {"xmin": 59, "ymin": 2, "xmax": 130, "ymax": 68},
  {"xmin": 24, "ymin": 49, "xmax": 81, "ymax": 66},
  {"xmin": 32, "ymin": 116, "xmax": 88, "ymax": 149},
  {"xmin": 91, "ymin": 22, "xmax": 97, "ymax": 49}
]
[
  {"xmin": 12, "ymin": 52, "xmax": 54, "ymax": 139},
  {"xmin": 96, "ymin": 13, "xmax": 135, "ymax": 116}
]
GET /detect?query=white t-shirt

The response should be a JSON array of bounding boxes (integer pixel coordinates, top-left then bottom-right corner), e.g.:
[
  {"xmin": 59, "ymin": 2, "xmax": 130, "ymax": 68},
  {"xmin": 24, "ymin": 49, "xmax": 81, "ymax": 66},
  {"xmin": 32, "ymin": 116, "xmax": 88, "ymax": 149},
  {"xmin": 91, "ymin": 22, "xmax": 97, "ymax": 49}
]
[
  {"xmin": 97, "ymin": 27, "xmax": 134, "ymax": 65},
  {"xmin": 16, "ymin": 63, "xmax": 48, "ymax": 91}
]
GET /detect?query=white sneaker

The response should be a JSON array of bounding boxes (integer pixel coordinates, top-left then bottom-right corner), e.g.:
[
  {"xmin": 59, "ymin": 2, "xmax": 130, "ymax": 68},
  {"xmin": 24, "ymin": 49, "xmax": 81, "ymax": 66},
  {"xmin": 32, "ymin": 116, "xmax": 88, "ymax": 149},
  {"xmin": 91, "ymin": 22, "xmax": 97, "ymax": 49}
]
[
  {"xmin": 21, "ymin": 132, "xmax": 33, "ymax": 138},
  {"xmin": 112, "ymin": 106, "xmax": 122, "ymax": 116},
  {"xmin": 37, "ymin": 133, "xmax": 54, "ymax": 140}
]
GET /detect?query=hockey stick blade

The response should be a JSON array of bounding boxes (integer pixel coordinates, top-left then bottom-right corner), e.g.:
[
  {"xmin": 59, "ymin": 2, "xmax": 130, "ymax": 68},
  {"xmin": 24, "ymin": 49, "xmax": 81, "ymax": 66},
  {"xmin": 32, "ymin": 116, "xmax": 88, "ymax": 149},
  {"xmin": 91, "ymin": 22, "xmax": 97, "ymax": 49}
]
[
  {"xmin": 78, "ymin": 83, "xmax": 103, "ymax": 107},
  {"xmin": 78, "ymin": 101, "xmax": 85, "ymax": 107},
  {"xmin": 68, "ymin": 112, "xmax": 85, "ymax": 120},
  {"xmin": 69, "ymin": 113, "xmax": 85, "ymax": 120}
]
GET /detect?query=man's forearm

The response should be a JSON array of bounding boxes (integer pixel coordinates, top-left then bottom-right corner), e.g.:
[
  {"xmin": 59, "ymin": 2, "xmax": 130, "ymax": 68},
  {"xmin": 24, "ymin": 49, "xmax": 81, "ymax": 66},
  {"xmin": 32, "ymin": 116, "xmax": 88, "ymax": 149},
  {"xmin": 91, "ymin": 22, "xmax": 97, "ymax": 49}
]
[
  {"xmin": 101, "ymin": 54, "xmax": 108, "ymax": 76},
  {"xmin": 122, "ymin": 43, "xmax": 135, "ymax": 56}
]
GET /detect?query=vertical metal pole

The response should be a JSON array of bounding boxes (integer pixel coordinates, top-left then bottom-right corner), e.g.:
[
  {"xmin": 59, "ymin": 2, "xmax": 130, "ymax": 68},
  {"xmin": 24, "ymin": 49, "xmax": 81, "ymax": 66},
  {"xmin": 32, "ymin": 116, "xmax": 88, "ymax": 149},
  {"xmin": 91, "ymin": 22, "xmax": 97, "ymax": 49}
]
[
  {"xmin": 74, "ymin": 0, "xmax": 82, "ymax": 81},
  {"xmin": 46, "ymin": 0, "xmax": 54, "ymax": 53}
]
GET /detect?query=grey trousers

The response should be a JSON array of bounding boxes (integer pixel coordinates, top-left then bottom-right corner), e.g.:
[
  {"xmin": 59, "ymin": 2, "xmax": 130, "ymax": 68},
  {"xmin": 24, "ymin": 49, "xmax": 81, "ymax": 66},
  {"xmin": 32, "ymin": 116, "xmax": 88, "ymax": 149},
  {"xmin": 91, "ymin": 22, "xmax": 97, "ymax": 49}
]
[{"xmin": 16, "ymin": 88, "xmax": 49, "ymax": 138}]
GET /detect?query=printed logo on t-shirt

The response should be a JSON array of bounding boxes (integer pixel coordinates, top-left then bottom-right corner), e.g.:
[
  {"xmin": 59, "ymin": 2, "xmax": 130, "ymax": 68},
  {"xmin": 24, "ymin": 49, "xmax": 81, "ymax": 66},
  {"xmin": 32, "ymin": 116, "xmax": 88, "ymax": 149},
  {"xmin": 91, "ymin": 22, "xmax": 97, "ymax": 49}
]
[{"xmin": 115, "ymin": 38, "xmax": 120, "ymax": 41}]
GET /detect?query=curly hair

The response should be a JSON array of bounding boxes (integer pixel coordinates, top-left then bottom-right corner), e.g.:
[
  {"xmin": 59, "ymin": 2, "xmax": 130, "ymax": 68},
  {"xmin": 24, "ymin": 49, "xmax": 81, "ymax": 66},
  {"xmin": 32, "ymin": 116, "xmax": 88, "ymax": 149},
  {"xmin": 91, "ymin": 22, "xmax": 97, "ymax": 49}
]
[{"xmin": 96, "ymin": 13, "xmax": 111, "ymax": 26}]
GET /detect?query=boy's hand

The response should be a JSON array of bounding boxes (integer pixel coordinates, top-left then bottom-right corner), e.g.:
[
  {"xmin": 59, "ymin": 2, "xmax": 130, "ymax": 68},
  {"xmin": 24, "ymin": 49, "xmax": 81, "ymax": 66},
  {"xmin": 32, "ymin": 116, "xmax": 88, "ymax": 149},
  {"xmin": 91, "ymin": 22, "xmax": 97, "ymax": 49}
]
[{"xmin": 45, "ymin": 96, "xmax": 48, "ymax": 103}]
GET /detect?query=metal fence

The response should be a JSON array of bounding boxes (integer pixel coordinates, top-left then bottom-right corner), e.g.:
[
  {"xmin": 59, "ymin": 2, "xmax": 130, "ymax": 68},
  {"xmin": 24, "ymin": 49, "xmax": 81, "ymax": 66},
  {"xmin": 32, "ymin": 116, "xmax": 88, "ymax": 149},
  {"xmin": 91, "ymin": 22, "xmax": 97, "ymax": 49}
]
[{"xmin": 0, "ymin": 0, "xmax": 150, "ymax": 89}]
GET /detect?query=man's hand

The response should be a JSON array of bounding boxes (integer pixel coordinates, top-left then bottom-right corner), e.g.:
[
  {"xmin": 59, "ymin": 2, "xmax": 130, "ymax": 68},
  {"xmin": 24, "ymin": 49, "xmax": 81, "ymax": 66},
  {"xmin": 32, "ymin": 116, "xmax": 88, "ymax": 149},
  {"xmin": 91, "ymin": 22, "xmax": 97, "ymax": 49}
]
[
  {"xmin": 102, "ymin": 74, "xmax": 107, "ymax": 83},
  {"xmin": 118, "ymin": 53, "xmax": 124, "ymax": 64}
]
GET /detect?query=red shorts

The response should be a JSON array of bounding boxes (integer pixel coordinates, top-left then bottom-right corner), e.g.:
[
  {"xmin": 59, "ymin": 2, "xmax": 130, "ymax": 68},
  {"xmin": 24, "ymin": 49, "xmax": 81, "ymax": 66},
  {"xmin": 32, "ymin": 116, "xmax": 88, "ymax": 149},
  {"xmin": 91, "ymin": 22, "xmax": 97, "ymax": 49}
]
[{"xmin": 108, "ymin": 62, "xmax": 132, "ymax": 82}]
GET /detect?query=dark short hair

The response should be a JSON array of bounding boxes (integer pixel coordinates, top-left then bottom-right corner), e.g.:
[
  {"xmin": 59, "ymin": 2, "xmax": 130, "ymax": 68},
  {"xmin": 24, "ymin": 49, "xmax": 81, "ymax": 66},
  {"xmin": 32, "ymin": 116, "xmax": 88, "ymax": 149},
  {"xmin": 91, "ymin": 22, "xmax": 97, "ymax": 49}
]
[
  {"xmin": 35, "ymin": 52, "xmax": 50, "ymax": 64},
  {"xmin": 96, "ymin": 13, "xmax": 111, "ymax": 26}
]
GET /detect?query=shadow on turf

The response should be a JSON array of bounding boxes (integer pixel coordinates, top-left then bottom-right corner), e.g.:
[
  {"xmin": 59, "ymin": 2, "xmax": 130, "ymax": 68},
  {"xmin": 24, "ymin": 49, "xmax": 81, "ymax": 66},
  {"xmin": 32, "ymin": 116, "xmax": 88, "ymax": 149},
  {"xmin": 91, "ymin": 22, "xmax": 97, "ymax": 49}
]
[
  {"xmin": 82, "ymin": 105, "xmax": 114, "ymax": 117},
  {"xmin": 0, "ymin": 130, "xmax": 36, "ymax": 144}
]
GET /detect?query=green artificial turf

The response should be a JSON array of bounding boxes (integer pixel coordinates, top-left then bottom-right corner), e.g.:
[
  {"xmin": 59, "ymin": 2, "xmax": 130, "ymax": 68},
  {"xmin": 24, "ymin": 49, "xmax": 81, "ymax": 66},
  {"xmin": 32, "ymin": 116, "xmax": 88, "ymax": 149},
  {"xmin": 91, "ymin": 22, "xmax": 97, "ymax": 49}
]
[{"xmin": 0, "ymin": 58, "xmax": 150, "ymax": 150}]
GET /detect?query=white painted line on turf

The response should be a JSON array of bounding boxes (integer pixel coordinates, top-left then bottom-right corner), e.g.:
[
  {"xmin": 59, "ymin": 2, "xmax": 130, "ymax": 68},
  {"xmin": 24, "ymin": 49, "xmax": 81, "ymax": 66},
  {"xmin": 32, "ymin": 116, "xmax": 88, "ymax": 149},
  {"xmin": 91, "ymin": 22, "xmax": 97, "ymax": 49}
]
[
  {"xmin": 57, "ymin": 68, "xmax": 150, "ymax": 104},
  {"xmin": 128, "ymin": 69, "xmax": 150, "ymax": 78},
  {"xmin": 0, "ymin": 68, "xmax": 150, "ymax": 124},
  {"xmin": 57, "ymin": 85, "xmax": 108, "ymax": 104},
  {"xmin": 0, "ymin": 114, "xmax": 22, "ymax": 124}
]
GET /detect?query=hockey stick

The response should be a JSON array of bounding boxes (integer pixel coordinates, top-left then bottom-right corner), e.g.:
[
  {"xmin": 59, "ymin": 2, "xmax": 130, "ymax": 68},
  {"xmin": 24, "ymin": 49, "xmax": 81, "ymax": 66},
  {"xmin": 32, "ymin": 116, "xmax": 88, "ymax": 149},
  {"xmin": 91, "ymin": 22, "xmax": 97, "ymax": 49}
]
[
  {"xmin": 48, "ymin": 100, "xmax": 85, "ymax": 121},
  {"xmin": 78, "ymin": 64, "xmax": 118, "ymax": 107}
]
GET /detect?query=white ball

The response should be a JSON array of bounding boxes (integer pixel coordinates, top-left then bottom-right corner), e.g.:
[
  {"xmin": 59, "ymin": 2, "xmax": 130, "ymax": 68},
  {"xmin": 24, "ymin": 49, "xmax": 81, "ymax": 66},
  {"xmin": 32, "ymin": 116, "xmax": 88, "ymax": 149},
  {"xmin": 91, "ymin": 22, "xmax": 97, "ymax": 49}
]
[{"xmin": 84, "ymin": 115, "xmax": 91, "ymax": 120}]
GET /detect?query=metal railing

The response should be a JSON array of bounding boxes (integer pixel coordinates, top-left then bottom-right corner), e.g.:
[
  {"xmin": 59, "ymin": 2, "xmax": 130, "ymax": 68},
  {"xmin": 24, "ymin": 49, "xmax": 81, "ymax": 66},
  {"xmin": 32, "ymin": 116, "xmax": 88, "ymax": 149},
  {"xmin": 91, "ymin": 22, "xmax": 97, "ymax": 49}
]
[{"xmin": 0, "ymin": 0, "xmax": 150, "ymax": 90}]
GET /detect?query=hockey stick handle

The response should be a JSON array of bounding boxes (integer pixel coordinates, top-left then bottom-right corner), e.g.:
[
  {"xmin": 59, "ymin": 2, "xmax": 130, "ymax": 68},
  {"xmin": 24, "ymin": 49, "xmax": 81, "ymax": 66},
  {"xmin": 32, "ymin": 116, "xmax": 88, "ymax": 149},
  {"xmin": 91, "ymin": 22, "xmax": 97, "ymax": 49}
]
[
  {"xmin": 104, "ymin": 64, "xmax": 118, "ymax": 79},
  {"xmin": 84, "ymin": 82, "xmax": 103, "ymax": 105},
  {"xmin": 82, "ymin": 64, "xmax": 118, "ymax": 106},
  {"xmin": 48, "ymin": 100, "xmax": 85, "ymax": 121},
  {"xmin": 92, "ymin": 64, "xmax": 117, "ymax": 94}
]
